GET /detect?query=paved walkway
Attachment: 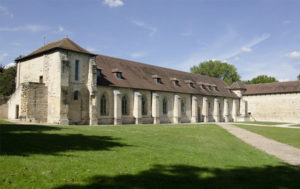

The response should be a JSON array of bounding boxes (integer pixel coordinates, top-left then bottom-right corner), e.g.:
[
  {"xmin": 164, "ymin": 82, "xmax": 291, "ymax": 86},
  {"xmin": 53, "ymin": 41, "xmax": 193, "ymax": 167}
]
[
  {"xmin": 218, "ymin": 123, "xmax": 300, "ymax": 167},
  {"xmin": 235, "ymin": 123, "xmax": 300, "ymax": 129}
]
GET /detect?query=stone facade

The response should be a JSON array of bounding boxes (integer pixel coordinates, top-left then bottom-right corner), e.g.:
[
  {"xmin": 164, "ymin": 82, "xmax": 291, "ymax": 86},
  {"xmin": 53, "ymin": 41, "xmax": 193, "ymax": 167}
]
[
  {"xmin": 243, "ymin": 93, "xmax": 300, "ymax": 123},
  {"xmin": 5, "ymin": 38, "xmax": 300, "ymax": 125}
]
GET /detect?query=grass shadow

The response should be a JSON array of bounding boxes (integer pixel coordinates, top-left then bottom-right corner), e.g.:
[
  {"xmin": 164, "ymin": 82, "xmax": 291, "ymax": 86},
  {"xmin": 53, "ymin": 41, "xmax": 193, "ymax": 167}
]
[
  {"xmin": 55, "ymin": 164, "xmax": 300, "ymax": 189},
  {"xmin": 0, "ymin": 123, "xmax": 129, "ymax": 156}
]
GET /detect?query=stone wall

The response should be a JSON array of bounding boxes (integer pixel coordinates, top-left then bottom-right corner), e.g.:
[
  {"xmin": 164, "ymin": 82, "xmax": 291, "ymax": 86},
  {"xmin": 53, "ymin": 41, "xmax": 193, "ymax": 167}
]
[
  {"xmin": 96, "ymin": 86, "xmax": 237, "ymax": 125},
  {"xmin": 0, "ymin": 103, "xmax": 8, "ymax": 119},
  {"xmin": 21, "ymin": 82, "xmax": 48, "ymax": 123},
  {"xmin": 243, "ymin": 93, "xmax": 300, "ymax": 123}
]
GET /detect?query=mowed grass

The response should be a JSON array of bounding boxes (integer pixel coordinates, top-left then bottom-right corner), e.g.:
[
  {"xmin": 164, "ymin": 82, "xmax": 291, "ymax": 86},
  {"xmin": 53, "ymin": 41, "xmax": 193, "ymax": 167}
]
[
  {"xmin": 236, "ymin": 121, "xmax": 289, "ymax": 125},
  {"xmin": 1, "ymin": 121, "xmax": 300, "ymax": 189},
  {"xmin": 236, "ymin": 124, "xmax": 300, "ymax": 148}
]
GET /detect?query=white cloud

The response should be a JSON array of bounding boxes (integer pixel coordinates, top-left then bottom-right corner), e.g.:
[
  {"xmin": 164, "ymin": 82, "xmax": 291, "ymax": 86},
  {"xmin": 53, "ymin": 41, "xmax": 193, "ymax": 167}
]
[
  {"xmin": 241, "ymin": 47, "xmax": 252, "ymax": 52},
  {"xmin": 0, "ymin": 5, "xmax": 13, "ymax": 18},
  {"xmin": 179, "ymin": 31, "xmax": 271, "ymax": 71},
  {"xmin": 87, "ymin": 47, "xmax": 97, "ymax": 53},
  {"xmin": 0, "ymin": 53, "xmax": 8, "ymax": 62},
  {"xmin": 4, "ymin": 62, "xmax": 15, "ymax": 69},
  {"xmin": 130, "ymin": 52, "xmax": 147, "ymax": 58},
  {"xmin": 181, "ymin": 31, "xmax": 194, "ymax": 37},
  {"xmin": 58, "ymin": 26, "xmax": 64, "ymax": 32},
  {"xmin": 283, "ymin": 20, "xmax": 291, "ymax": 25},
  {"xmin": 103, "ymin": 0, "xmax": 124, "ymax": 7},
  {"xmin": 0, "ymin": 24, "xmax": 45, "ymax": 32},
  {"xmin": 132, "ymin": 20, "xmax": 157, "ymax": 36},
  {"xmin": 285, "ymin": 51, "xmax": 300, "ymax": 59}
]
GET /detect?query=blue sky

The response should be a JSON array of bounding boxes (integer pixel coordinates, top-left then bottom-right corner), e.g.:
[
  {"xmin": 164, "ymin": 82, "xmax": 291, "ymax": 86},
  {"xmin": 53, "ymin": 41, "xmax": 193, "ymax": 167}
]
[{"xmin": 0, "ymin": 0, "xmax": 300, "ymax": 81}]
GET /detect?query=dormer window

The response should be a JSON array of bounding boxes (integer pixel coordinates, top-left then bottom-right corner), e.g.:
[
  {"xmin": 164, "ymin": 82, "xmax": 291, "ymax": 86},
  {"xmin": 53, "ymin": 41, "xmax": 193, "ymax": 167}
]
[
  {"xmin": 185, "ymin": 80, "xmax": 195, "ymax": 88},
  {"xmin": 170, "ymin": 78, "xmax": 180, "ymax": 87},
  {"xmin": 202, "ymin": 84, "xmax": 206, "ymax": 90},
  {"xmin": 208, "ymin": 85, "xmax": 212, "ymax": 90},
  {"xmin": 152, "ymin": 75, "xmax": 163, "ymax": 84},
  {"xmin": 116, "ymin": 72, "xmax": 122, "ymax": 79},
  {"xmin": 112, "ymin": 69, "xmax": 123, "ymax": 80}
]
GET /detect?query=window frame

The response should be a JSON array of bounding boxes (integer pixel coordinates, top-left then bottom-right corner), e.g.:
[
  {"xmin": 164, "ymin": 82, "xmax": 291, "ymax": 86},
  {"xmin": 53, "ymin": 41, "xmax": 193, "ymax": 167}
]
[
  {"xmin": 75, "ymin": 60, "xmax": 79, "ymax": 81},
  {"xmin": 163, "ymin": 98, "xmax": 168, "ymax": 115},
  {"xmin": 100, "ymin": 94, "xmax": 108, "ymax": 116},
  {"xmin": 122, "ymin": 96, "xmax": 129, "ymax": 115}
]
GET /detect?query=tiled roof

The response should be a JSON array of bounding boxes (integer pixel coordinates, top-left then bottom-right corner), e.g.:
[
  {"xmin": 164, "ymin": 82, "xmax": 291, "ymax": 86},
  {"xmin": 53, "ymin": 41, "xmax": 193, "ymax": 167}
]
[
  {"xmin": 96, "ymin": 55, "xmax": 238, "ymax": 98},
  {"xmin": 231, "ymin": 82, "xmax": 246, "ymax": 90},
  {"xmin": 16, "ymin": 38, "xmax": 94, "ymax": 61},
  {"xmin": 244, "ymin": 81, "xmax": 300, "ymax": 95}
]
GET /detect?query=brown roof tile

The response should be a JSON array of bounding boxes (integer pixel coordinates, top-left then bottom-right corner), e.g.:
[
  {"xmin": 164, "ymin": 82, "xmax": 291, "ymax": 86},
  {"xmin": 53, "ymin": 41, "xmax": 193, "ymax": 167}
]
[
  {"xmin": 96, "ymin": 55, "xmax": 238, "ymax": 98},
  {"xmin": 16, "ymin": 38, "xmax": 95, "ymax": 61},
  {"xmin": 231, "ymin": 82, "xmax": 246, "ymax": 90},
  {"xmin": 244, "ymin": 81, "xmax": 300, "ymax": 95}
]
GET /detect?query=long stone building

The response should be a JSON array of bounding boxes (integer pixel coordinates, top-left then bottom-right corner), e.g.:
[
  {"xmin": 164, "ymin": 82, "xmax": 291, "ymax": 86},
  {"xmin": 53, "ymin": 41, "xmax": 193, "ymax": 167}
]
[{"xmin": 4, "ymin": 38, "xmax": 300, "ymax": 125}]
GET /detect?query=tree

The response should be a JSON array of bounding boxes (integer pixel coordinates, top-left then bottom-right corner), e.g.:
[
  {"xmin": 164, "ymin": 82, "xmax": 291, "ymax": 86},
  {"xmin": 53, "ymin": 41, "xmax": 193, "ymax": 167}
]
[
  {"xmin": 0, "ymin": 65, "xmax": 16, "ymax": 96},
  {"xmin": 298, "ymin": 74, "xmax": 300, "ymax": 80},
  {"xmin": 250, "ymin": 75, "xmax": 278, "ymax": 84},
  {"xmin": 190, "ymin": 60, "xmax": 240, "ymax": 85}
]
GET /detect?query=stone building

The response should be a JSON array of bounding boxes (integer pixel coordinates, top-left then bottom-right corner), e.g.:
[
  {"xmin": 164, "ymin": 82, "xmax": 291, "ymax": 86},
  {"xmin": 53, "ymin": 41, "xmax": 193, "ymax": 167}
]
[{"xmin": 5, "ymin": 38, "xmax": 300, "ymax": 125}]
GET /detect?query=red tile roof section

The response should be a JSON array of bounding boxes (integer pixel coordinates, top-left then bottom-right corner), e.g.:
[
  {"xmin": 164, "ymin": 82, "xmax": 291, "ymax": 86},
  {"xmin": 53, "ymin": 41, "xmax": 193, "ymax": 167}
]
[
  {"xmin": 244, "ymin": 81, "xmax": 300, "ymax": 95},
  {"xmin": 96, "ymin": 55, "xmax": 238, "ymax": 98}
]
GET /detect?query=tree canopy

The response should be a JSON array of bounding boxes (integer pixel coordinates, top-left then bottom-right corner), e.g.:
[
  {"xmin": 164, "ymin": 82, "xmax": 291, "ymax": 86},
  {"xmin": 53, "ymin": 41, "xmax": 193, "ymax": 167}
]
[
  {"xmin": 190, "ymin": 60, "xmax": 240, "ymax": 85},
  {"xmin": 249, "ymin": 75, "xmax": 278, "ymax": 84},
  {"xmin": 298, "ymin": 74, "xmax": 300, "ymax": 80},
  {"xmin": 0, "ymin": 64, "xmax": 16, "ymax": 97}
]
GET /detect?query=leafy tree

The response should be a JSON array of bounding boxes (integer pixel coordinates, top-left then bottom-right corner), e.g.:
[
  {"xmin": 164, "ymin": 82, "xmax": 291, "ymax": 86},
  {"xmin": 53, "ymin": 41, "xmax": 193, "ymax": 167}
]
[
  {"xmin": 0, "ymin": 65, "xmax": 16, "ymax": 96},
  {"xmin": 298, "ymin": 74, "xmax": 300, "ymax": 80},
  {"xmin": 250, "ymin": 75, "xmax": 278, "ymax": 84},
  {"xmin": 190, "ymin": 60, "xmax": 240, "ymax": 85}
]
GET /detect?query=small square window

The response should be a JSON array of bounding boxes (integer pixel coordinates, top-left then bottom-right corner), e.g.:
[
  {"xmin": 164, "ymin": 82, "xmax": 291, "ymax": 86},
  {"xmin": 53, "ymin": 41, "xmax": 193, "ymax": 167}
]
[
  {"xmin": 116, "ymin": 72, "xmax": 122, "ymax": 79},
  {"xmin": 174, "ymin": 80, "xmax": 180, "ymax": 86},
  {"xmin": 157, "ymin": 78, "xmax": 163, "ymax": 84},
  {"xmin": 190, "ymin": 83, "xmax": 195, "ymax": 88}
]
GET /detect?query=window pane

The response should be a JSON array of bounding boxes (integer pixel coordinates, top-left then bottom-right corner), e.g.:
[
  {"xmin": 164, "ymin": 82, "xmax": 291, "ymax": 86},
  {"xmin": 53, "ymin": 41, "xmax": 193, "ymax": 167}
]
[{"xmin": 75, "ymin": 60, "xmax": 79, "ymax": 81}]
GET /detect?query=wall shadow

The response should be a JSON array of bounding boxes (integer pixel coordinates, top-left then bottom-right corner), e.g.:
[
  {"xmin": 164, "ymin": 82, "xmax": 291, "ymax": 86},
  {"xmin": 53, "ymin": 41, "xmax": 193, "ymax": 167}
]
[
  {"xmin": 0, "ymin": 123, "xmax": 129, "ymax": 156},
  {"xmin": 55, "ymin": 164, "xmax": 300, "ymax": 189}
]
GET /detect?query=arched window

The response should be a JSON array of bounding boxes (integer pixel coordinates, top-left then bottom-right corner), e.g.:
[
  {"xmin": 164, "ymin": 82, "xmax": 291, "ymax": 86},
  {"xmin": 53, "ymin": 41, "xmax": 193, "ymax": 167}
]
[
  {"xmin": 100, "ymin": 94, "xmax": 108, "ymax": 116},
  {"xmin": 74, "ymin": 91, "xmax": 79, "ymax": 100},
  {"xmin": 142, "ymin": 96, "xmax": 147, "ymax": 115},
  {"xmin": 181, "ymin": 99, "xmax": 186, "ymax": 115},
  {"xmin": 122, "ymin": 96, "xmax": 129, "ymax": 115},
  {"xmin": 75, "ymin": 60, "xmax": 79, "ymax": 81},
  {"xmin": 163, "ymin": 98, "xmax": 168, "ymax": 115}
]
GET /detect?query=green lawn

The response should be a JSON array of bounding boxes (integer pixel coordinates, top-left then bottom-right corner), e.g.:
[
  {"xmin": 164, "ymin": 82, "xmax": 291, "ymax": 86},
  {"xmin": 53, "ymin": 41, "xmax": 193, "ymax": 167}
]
[
  {"xmin": 236, "ymin": 124, "xmax": 300, "ymax": 148},
  {"xmin": 1, "ymin": 120, "xmax": 300, "ymax": 189},
  {"xmin": 236, "ymin": 121, "xmax": 289, "ymax": 125},
  {"xmin": 292, "ymin": 124, "xmax": 300, "ymax": 127}
]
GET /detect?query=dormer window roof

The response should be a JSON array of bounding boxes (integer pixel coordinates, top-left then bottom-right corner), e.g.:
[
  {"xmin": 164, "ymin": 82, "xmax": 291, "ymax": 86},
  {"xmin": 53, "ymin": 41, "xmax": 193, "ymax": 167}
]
[
  {"xmin": 112, "ymin": 68, "xmax": 123, "ymax": 79},
  {"xmin": 152, "ymin": 75, "xmax": 163, "ymax": 84}
]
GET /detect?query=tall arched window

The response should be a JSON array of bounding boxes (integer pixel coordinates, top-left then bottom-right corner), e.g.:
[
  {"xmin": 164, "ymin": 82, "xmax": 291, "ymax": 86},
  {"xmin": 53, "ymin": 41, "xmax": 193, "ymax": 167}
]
[
  {"xmin": 163, "ymin": 98, "xmax": 168, "ymax": 115},
  {"xmin": 74, "ymin": 91, "xmax": 79, "ymax": 100},
  {"xmin": 181, "ymin": 99, "xmax": 186, "ymax": 115},
  {"xmin": 100, "ymin": 94, "xmax": 108, "ymax": 116},
  {"xmin": 122, "ymin": 96, "xmax": 129, "ymax": 115},
  {"xmin": 75, "ymin": 60, "xmax": 79, "ymax": 81},
  {"xmin": 142, "ymin": 96, "xmax": 147, "ymax": 115}
]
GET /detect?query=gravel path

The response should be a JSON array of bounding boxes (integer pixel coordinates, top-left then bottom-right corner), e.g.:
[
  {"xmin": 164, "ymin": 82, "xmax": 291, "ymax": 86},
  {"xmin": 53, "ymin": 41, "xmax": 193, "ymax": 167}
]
[{"xmin": 218, "ymin": 123, "xmax": 300, "ymax": 167}]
